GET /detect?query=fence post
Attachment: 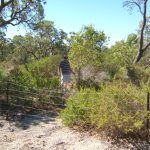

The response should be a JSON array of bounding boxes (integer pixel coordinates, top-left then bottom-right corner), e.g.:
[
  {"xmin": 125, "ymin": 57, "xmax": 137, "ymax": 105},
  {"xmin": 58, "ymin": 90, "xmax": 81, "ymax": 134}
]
[
  {"xmin": 77, "ymin": 67, "xmax": 81, "ymax": 91},
  {"xmin": 146, "ymin": 92, "xmax": 150, "ymax": 144},
  {"xmin": 6, "ymin": 80, "xmax": 9, "ymax": 120}
]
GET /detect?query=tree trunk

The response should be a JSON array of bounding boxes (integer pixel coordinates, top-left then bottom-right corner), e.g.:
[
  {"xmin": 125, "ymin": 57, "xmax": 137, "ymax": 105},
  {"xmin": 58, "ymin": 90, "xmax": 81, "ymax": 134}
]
[{"xmin": 133, "ymin": 49, "xmax": 144, "ymax": 64}]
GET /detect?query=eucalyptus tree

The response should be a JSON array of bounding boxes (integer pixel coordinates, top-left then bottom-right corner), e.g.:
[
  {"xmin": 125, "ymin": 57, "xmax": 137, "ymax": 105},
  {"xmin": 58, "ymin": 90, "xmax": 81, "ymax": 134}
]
[
  {"xmin": 0, "ymin": 0, "xmax": 46, "ymax": 29},
  {"xmin": 123, "ymin": 0, "xmax": 150, "ymax": 64},
  {"xmin": 32, "ymin": 20, "xmax": 68, "ymax": 56},
  {"xmin": 12, "ymin": 34, "xmax": 36, "ymax": 64},
  {"xmin": 104, "ymin": 38, "xmax": 137, "ymax": 79},
  {"xmin": 11, "ymin": 20, "xmax": 68, "ymax": 63},
  {"xmin": 69, "ymin": 25, "xmax": 108, "ymax": 69},
  {"xmin": 0, "ymin": 31, "xmax": 12, "ymax": 61},
  {"xmin": 0, "ymin": 31, "xmax": 7, "ymax": 60},
  {"xmin": 126, "ymin": 33, "xmax": 138, "ymax": 46},
  {"xmin": 68, "ymin": 25, "xmax": 108, "ymax": 89}
]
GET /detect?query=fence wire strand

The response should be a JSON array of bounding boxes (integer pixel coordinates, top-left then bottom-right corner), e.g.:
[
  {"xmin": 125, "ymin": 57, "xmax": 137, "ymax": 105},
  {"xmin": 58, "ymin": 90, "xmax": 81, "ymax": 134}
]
[{"xmin": 0, "ymin": 80, "xmax": 149, "ymax": 144}]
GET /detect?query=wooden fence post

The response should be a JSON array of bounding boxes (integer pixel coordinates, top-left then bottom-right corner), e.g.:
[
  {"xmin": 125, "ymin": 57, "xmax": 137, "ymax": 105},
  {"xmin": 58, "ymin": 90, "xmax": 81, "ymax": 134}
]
[
  {"xmin": 147, "ymin": 92, "xmax": 150, "ymax": 144},
  {"xmin": 6, "ymin": 81, "xmax": 9, "ymax": 120},
  {"xmin": 77, "ymin": 67, "xmax": 81, "ymax": 91}
]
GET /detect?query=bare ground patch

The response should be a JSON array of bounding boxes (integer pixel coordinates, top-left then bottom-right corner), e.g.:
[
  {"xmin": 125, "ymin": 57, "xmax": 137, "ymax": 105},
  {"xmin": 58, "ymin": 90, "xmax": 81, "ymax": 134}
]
[{"xmin": 0, "ymin": 112, "xmax": 149, "ymax": 150}]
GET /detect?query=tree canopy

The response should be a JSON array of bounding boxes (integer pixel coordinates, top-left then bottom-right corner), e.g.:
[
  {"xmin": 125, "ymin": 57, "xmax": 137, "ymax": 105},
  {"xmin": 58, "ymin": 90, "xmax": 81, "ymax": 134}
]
[
  {"xmin": 0, "ymin": 0, "xmax": 45, "ymax": 28},
  {"xmin": 69, "ymin": 25, "xmax": 108, "ymax": 69}
]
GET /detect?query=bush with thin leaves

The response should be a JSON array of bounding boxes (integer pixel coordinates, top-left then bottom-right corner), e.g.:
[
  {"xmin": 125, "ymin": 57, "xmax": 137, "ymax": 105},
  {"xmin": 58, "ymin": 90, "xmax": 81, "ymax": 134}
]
[{"xmin": 61, "ymin": 81, "xmax": 146, "ymax": 136}]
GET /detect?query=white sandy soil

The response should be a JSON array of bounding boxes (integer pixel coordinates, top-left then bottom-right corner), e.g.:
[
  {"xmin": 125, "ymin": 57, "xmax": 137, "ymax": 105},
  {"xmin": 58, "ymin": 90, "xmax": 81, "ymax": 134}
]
[{"xmin": 0, "ymin": 113, "xmax": 145, "ymax": 150}]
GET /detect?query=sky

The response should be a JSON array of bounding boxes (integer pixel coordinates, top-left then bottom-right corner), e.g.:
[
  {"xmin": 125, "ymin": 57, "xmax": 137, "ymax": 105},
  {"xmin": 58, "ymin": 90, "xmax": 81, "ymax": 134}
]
[{"xmin": 6, "ymin": 0, "xmax": 143, "ymax": 47}]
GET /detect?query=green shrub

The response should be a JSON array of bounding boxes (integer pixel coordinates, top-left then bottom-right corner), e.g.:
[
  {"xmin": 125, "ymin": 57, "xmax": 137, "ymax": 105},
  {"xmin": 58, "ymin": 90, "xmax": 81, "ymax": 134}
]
[
  {"xmin": 127, "ymin": 65, "xmax": 150, "ymax": 85},
  {"xmin": 9, "ymin": 55, "xmax": 62, "ymax": 107},
  {"xmin": 92, "ymin": 82, "xmax": 146, "ymax": 133},
  {"xmin": 11, "ymin": 66, "xmax": 37, "ymax": 89},
  {"xmin": 114, "ymin": 67, "xmax": 128, "ymax": 81},
  {"xmin": 26, "ymin": 55, "xmax": 61, "ymax": 78},
  {"xmin": 79, "ymin": 79, "xmax": 100, "ymax": 90},
  {"xmin": 10, "ymin": 55, "xmax": 61, "ymax": 89},
  {"xmin": 61, "ymin": 81, "xmax": 146, "ymax": 135},
  {"xmin": 0, "ymin": 69, "xmax": 6, "ymax": 81},
  {"xmin": 0, "ymin": 69, "xmax": 7, "ymax": 93},
  {"xmin": 61, "ymin": 88, "xmax": 98, "ymax": 126}
]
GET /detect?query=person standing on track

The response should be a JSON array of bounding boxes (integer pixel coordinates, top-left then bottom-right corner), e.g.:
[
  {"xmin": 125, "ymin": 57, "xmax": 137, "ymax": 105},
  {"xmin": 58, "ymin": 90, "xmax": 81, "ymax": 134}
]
[{"xmin": 58, "ymin": 54, "xmax": 75, "ymax": 90}]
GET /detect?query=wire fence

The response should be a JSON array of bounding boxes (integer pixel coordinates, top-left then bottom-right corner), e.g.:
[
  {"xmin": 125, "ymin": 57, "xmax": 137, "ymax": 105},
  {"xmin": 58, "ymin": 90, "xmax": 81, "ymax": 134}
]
[
  {"xmin": 0, "ymin": 80, "xmax": 149, "ymax": 146},
  {"xmin": 0, "ymin": 80, "xmax": 67, "ymax": 120}
]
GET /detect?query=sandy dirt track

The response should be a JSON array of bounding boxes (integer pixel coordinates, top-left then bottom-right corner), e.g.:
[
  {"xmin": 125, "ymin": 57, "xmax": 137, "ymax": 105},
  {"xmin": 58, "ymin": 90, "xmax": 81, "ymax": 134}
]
[{"xmin": 0, "ymin": 112, "xmax": 148, "ymax": 150}]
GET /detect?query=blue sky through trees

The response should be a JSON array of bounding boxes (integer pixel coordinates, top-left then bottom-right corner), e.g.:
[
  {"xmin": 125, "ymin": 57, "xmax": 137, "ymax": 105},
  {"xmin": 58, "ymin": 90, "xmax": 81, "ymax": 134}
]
[{"xmin": 6, "ymin": 0, "xmax": 145, "ymax": 47}]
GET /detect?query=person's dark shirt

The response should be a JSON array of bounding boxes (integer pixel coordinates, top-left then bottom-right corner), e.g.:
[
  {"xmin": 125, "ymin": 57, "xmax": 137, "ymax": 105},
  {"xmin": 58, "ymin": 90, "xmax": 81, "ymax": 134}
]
[{"xmin": 59, "ymin": 59, "xmax": 71, "ymax": 74}]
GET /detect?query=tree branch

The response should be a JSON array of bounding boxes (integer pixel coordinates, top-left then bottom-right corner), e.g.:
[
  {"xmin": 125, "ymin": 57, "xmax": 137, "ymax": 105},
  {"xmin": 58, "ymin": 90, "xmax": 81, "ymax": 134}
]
[
  {"xmin": 123, "ymin": 0, "xmax": 143, "ymax": 15},
  {"xmin": 0, "ymin": 0, "xmax": 12, "ymax": 12},
  {"xmin": 143, "ymin": 41, "xmax": 150, "ymax": 51},
  {"xmin": 0, "ymin": 0, "xmax": 45, "ymax": 28},
  {"xmin": 145, "ymin": 59, "xmax": 150, "ymax": 69},
  {"xmin": 10, "ymin": 0, "xmax": 15, "ymax": 18},
  {"xmin": 21, "ymin": 44, "xmax": 39, "ymax": 60},
  {"xmin": 0, "ymin": 3, "xmax": 29, "ymax": 27},
  {"xmin": 133, "ymin": 0, "xmax": 148, "ymax": 63}
]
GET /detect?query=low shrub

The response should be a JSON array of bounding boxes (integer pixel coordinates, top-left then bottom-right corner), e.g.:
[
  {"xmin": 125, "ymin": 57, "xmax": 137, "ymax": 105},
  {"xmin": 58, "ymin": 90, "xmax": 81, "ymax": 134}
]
[
  {"xmin": 61, "ymin": 88, "xmax": 98, "ymax": 126},
  {"xmin": 0, "ymin": 69, "xmax": 6, "ymax": 82},
  {"xmin": 127, "ymin": 65, "xmax": 150, "ymax": 85},
  {"xmin": 0, "ymin": 69, "xmax": 7, "ymax": 94},
  {"xmin": 9, "ymin": 56, "xmax": 62, "ymax": 107},
  {"xmin": 10, "ymin": 55, "xmax": 61, "ymax": 90},
  {"xmin": 61, "ymin": 81, "xmax": 146, "ymax": 136},
  {"xmin": 78, "ymin": 79, "xmax": 100, "ymax": 90}
]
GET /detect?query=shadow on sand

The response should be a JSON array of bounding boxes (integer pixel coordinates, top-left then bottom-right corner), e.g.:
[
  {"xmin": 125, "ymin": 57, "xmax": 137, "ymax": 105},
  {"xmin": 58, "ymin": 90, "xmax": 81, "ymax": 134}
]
[{"xmin": 0, "ymin": 103, "xmax": 59, "ymax": 130}]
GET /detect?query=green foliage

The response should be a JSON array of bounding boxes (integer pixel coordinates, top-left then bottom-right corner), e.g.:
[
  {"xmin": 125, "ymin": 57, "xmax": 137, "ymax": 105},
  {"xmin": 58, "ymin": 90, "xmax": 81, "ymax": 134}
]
[
  {"xmin": 61, "ymin": 88, "xmax": 98, "ymax": 126},
  {"xmin": 11, "ymin": 21, "xmax": 68, "ymax": 64},
  {"xmin": 0, "ymin": 31, "xmax": 12, "ymax": 61},
  {"xmin": 0, "ymin": 0, "xmax": 45, "ymax": 29},
  {"xmin": 0, "ymin": 68, "xmax": 7, "ymax": 95},
  {"xmin": 126, "ymin": 33, "xmax": 138, "ymax": 46},
  {"xmin": 11, "ymin": 66, "xmax": 37, "ymax": 89},
  {"xmin": 103, "ymin": 40, "xmax": 137, "ymax": 80},
  {"xmin": 11, "ymin": 55, "xmax": 61, "ymax": 89},
  {"xmin": 140, "ymin": 80, "xmax": 150, "ymax": 94},
  {"xmin": 0, "ymin": 69, "xmax": 6, "ymax": 81},
  {"xmin": 8, "ymin": 55, "xmax": 62, "ymax": 107},
  {"xmin": 32, "ymin": 20, "xmax": 68, "ymax": 55},
  {"xmin": 26, "ymin": 55, "xmax": 60, "ymax": 78},
  {"xmin": 12, "ymin": 35, "xmax": 32, "ymax": 64},
  {"xmin": 61, "ymin": 82, "xmax": 146, "ymax": 135},
  {"xmin": 114, "ymin": 67, "xmax": 128, "ymax": 81},
  {"xmin": 69, "ymin": 25, "xmax": 108, "ymax": 70},
  {"xmin": 127, "ymin": 65, "xmax": 150, "ymax": 85},
  {"xmin": 78, "ymin": 79, "xmax": 100, "ymax": 90},
  {"xmin": 0, "ymin": 68, "xmax": 7, "ymax": 93}
]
